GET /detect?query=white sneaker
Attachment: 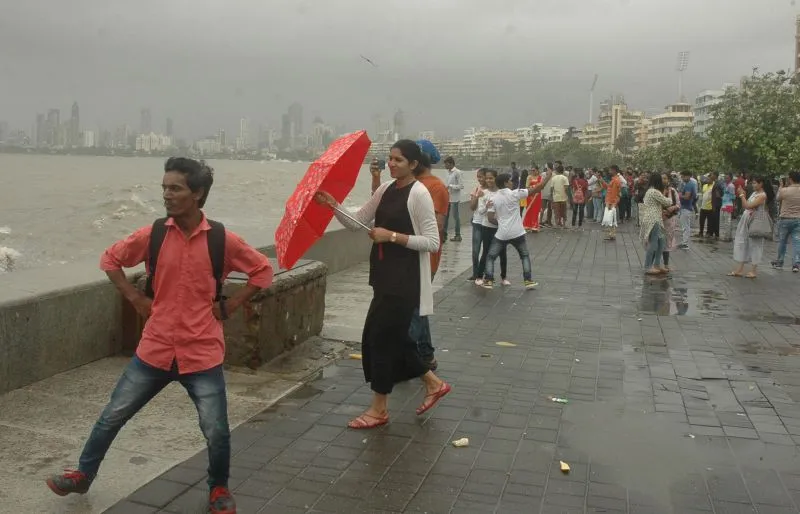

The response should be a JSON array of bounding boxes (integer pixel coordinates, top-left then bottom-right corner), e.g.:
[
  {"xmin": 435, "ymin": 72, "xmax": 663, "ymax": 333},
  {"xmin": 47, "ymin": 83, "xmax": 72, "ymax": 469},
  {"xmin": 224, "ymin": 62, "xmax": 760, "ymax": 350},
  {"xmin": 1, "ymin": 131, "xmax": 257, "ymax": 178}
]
[
  {"xmin": 501, "ymin": 279, "xmax": 511, "ymax": 286},
  {"xmin": 474, "ymin": 278, "xmax": 484, "ymax": 286}
]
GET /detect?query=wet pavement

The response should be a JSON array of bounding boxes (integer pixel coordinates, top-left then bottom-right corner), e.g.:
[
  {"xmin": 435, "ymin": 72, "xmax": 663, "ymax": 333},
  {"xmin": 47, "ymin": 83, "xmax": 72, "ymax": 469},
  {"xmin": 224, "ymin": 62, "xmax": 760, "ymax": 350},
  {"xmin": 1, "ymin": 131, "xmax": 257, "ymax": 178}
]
[{"xmin": 111, "ymin": 221, "xmax": 800, "ymax": 513}]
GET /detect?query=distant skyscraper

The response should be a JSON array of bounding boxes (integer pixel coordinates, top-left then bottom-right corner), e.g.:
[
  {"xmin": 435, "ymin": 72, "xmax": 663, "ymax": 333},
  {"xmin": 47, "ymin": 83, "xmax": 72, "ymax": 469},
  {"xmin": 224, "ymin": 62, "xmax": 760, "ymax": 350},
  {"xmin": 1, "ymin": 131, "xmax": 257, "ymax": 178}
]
[
  {"xmin": 46, "ymin": 109, "xmax": 60, "ymax": 146},
  {"xmin": 288, "ymin": 102, "xmax": 303, "ymax": 138},
  {"xmin": 166, "ymin": 117, "xmax": 174, "ymax": 137},
  {"xmin": 217, "ymin": 129, "xmax": 226, "ymax": 148},
  {"xmin": 393, "ymin": 109, "xmax": 405, "ymax": 140},
  {"xmin": 237, "ymin": 117, "xmax": 249, "ymax": 150},
  {"xmin": 281, "ymin": 114, "xmax": 291, "ymax": 149},
  {"xmin": 35, "ymin": 114, "xmax": 46, "ymax": 147},
  {"xmin": 69, "ymin": 102, "xmax": 80, "ymax": 147},
  {"xmin": 140, "ymin": 108, "xmax": 152, "ymax": 134}
]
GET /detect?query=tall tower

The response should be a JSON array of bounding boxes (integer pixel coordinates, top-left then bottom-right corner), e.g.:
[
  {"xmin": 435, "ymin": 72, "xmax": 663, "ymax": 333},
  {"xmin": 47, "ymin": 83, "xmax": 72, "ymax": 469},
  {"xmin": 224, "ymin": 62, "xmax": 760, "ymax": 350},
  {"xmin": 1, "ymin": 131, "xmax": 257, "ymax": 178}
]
[
  {"xmin": 140, "ymin": 108, "xmax": 152, "ymax": 134},
  {"xmin": 70, "ymin": 102, "xmax": 80, "ymax": 147},
  {"xmin": 166, "ymin": 117, "xmax": 174, "ymax": 137},
  {"xmin": 795, "ymin": 15, "xmax": 800, "ymax": 73}
]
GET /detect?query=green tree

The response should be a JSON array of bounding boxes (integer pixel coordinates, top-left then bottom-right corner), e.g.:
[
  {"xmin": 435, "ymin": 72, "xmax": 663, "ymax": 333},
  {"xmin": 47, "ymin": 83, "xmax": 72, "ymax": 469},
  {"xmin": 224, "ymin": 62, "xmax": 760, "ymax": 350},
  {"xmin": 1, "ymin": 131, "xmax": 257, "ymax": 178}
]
[
  {"xmin": 657, "ymin": 129, "xmax": 721, "ymax": 172},
  {"xmin": 709, "ymin": 70, "xmax": 800, "ymax": 177},
  {"xmin": 614, "ymin": 128, "xmax": 636, "ymax": 157}
]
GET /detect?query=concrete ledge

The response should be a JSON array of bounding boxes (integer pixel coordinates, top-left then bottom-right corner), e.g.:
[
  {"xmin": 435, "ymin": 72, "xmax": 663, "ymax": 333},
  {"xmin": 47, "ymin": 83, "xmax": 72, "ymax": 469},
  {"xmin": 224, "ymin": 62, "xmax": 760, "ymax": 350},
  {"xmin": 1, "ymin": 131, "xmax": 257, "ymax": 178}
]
[
  {"xmin": 0, "ymin": 200, "xmax": 472, "ymax": 395},
  {"xmin": 0, "ymin": 259, "xmax": 328, "ymax": 395}
]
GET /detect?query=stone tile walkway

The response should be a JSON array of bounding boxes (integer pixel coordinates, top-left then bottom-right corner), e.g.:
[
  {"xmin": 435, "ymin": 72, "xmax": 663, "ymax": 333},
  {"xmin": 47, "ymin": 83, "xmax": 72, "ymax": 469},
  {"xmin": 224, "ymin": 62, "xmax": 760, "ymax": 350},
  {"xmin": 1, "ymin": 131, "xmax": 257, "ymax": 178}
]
[{"xmin": 112, "ymin": 221, "xmax": 800, "ymax": 513}]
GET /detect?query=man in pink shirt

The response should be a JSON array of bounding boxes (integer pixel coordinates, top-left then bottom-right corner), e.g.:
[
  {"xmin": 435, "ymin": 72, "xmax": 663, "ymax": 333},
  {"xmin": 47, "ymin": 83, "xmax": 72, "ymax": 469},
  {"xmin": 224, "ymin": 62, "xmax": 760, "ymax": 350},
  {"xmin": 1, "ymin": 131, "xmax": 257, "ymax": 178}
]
[{"xmin": 46, "ymin": 158, "xmax": 273, "ymax": 514}]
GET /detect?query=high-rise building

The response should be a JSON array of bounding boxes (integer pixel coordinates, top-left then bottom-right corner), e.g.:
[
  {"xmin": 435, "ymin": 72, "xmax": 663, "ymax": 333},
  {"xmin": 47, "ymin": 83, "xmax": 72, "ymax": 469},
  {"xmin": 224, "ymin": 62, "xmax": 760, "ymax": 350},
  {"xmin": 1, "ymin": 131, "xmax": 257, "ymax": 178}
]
[
  {"xmin": 166, "ymin": 117, "xmax": 174, "ymax": 137},
  {"xmin": 46, "ymin": 109, "xmax": 60, "ymax": 146},
  {"xmin": 140, "ymin": 108, "xmax": 152, "ymax": 134},
  {"xmin": 280, "ymin": 114, "xmax": 291, "ymax": 149},
  {"xmin": 35, "ymin": 114, "xmax": 46, "ymax": 147},
  {"xmin": 392, "ymin": 109, "xmax": 405, "ymax": 140},
  {"xmin": 288, "ymin": 103, "xmax": 303, "ymax": 139},
  {"xmin": 217, "ymin": 129, "xmax": 226, "ymax": 148},
  {"xmin": 693, "ymin": 86, "xmax": 733, "ymax": 137},
  {"xmin": 82, "ymin": 130, "xmax": 95, "ymax": 148},
  {"xmin": 69, "ymin": 102, "xmax": 80, "ymax": 147},
  {"xmin": 236, "ymin": 117, "xmax": 249, "ymax": 150},
  {"xmin": 648, "ymin": 102, "xmax": 694, "ymax": 147},
  {"xmin": 579, "ymin": 98, "xmax": 643, "ymax": 150}
]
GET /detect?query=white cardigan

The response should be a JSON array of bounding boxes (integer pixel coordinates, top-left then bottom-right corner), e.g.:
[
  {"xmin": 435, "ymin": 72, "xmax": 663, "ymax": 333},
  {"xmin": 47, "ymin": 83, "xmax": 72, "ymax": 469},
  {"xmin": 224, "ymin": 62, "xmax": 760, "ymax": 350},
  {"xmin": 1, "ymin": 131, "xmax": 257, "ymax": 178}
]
[{"xmin": 333, "ymin": 180, "xmax": 440, "ymax": 316}]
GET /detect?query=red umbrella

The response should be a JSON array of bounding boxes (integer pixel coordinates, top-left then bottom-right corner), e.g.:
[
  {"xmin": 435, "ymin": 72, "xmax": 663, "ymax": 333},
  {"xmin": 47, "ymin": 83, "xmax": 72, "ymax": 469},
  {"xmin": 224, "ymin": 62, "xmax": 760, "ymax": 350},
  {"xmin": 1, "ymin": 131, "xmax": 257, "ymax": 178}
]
[{"xmin": 274, "ymin": 130, "xmax": 372, "ymax": 269}]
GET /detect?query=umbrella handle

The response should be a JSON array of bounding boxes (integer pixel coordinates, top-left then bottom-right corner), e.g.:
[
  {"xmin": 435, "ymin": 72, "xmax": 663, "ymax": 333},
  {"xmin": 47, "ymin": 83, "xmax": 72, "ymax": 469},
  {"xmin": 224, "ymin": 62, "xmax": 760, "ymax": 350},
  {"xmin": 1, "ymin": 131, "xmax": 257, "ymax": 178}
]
[{"xmin": 332, "ymin": 204, "xmax": 372, "ymax": 231}]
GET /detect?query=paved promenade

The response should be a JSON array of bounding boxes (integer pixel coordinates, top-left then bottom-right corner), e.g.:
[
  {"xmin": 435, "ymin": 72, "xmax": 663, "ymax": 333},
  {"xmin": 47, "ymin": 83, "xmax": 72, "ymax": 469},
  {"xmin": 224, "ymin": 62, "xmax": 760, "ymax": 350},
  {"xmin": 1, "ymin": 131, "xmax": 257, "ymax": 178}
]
[{"xmin": 110, "ymin": 221, "xmax": 800, "ymax": 513}]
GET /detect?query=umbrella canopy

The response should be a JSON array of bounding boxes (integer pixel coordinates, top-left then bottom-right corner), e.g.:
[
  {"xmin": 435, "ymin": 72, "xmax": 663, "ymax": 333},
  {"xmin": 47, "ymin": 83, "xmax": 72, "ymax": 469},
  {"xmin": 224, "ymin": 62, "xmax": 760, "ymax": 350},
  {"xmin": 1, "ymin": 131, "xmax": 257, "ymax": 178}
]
[{"xmin": 274, "ymin": 130, "xmax": 372, "ymax": 269}]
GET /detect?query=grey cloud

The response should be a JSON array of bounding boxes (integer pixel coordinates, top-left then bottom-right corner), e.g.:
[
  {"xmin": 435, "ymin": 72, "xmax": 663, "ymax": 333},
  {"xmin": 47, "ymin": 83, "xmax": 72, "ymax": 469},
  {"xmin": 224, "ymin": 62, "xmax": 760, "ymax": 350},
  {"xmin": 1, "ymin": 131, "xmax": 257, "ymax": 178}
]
[{"xmin": 0, "ymin": 0, "xmax": 797, "ymax": 138}]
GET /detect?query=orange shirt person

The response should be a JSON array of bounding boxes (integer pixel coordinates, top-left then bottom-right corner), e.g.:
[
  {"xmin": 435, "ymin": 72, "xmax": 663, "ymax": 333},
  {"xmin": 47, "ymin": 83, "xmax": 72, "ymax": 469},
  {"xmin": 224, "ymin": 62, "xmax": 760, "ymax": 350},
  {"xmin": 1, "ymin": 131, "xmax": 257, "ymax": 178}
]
[{"xmin": 46, "ymin": 158, "xmax": 273, "ymax": 514}]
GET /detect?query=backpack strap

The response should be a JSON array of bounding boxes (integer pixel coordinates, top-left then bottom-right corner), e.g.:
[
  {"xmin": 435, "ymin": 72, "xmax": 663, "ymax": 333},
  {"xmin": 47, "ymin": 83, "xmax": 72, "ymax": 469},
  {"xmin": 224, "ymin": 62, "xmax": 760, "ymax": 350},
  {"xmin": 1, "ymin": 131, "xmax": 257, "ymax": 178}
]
[
  {"xmin": 206, "ymin": 218, "xmax": 227, "ymax": 305},
  {"xmin": 144, "ymin": 218, "xmax": 169, "ymax": 299}
]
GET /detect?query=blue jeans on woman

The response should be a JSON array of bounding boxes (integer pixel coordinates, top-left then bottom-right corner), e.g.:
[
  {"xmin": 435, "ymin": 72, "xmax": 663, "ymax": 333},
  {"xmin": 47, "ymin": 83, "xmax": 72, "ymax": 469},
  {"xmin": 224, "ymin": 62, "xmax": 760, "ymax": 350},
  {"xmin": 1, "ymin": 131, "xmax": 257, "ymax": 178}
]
[
  {"xmin": 78, "ymin": 356, "xmax": 230, "ymax": 489},
  {"xmin": 644, "ymin": 225, "xmax": 665, "ymax": 269},
  {"xmin": 470, "ymin": 222, "xmax": 484, "ymax": 278},
  {"xmin": 593, "ymin": 197, "xmax": 603, "ymax": 222}
]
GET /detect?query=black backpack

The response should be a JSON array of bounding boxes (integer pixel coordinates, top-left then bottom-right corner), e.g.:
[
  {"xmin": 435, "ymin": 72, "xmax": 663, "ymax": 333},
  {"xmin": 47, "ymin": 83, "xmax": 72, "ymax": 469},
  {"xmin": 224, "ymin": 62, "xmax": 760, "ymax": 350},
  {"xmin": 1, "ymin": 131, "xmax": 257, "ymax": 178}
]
[{"xmin": 144, "ymin": 217, "xmax": 226, "ymax": 306}]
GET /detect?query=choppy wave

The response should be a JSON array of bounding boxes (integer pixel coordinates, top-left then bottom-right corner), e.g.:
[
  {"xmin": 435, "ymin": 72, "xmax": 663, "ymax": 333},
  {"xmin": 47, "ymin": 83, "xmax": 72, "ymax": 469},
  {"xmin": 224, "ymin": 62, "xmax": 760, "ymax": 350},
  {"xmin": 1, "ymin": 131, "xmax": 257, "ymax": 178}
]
[
  {"xmin": 0, "ymin": 246, "xmax": 21, "ymax": 273},
  {"xmin": 0, "ymin": 226, "xmax": 10, "ymax": 235},
  {"xmin": 92, "ymin": 192, "xmax": 156, "ymax": 229}
]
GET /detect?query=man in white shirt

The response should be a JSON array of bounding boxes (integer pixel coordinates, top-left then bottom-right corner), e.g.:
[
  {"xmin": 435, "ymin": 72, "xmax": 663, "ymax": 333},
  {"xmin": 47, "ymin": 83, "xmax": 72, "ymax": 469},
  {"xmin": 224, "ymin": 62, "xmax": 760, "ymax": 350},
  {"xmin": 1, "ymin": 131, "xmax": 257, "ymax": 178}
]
[
  {"xmin": 443, "ymin": 156, "xmax": 464, "ymax": 242},
  {"xmin": 586, "ymin": 170, "xmax": 598, "ymax": 220},
  {"xmin": 550, "ymin": 165, "xmax": 570, "ymax": 227},
  {"xmin": 483, "ymin": 170, "xmax": 553, "ymax": 290}
]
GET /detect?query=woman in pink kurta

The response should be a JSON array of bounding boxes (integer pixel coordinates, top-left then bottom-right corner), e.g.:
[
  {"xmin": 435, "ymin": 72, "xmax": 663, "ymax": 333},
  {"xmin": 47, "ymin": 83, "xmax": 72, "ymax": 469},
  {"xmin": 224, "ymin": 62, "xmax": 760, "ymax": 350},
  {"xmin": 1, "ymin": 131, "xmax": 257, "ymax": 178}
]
[{"xmin": 522, "ymin": 169, "xmax": 543, "ymax": 231}]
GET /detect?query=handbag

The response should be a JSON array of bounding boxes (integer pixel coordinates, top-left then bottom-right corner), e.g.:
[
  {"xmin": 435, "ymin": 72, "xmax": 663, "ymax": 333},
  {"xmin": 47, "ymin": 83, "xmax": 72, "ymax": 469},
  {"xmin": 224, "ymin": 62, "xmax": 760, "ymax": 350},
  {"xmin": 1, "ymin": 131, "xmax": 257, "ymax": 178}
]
[{"xmin": 746, "ymin": 206, "xmax": 773, "ymax": 238}]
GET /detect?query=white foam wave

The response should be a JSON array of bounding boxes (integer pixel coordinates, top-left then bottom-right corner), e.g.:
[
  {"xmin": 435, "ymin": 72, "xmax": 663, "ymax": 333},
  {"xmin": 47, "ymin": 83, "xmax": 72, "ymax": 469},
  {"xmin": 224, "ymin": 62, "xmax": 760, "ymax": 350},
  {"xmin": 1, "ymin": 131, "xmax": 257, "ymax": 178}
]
[
  {"xmin": 0, "ymin": 246, "xmax": 21, "ymax": 273},
  {"xmin": 0, "ymin": 226, "xmax": 10, "ymax": 235},
  {"xmin": 92, "ymin": 192, "xmax": 156, "ymax": 228}
]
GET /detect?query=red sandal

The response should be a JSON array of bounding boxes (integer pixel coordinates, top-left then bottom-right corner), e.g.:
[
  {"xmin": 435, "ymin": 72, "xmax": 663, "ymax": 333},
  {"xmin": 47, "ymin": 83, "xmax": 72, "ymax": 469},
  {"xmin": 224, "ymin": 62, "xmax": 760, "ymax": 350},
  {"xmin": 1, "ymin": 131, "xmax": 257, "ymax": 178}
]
[
  {"xmin": 347, "ymin": 412, "xmax": 389, "ymax": 429},
  {"xmin": 416, "ymin": 382, "xmax": 452, "ymax": 416}
]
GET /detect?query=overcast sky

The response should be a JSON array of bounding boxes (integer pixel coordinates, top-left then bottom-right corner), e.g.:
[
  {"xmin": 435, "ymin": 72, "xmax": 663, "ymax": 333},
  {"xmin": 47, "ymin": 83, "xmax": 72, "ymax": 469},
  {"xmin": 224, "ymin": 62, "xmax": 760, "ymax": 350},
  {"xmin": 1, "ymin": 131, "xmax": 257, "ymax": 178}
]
[{"xmin": 1, "ymin": 0, "xmax": 797, "ymax": 139}]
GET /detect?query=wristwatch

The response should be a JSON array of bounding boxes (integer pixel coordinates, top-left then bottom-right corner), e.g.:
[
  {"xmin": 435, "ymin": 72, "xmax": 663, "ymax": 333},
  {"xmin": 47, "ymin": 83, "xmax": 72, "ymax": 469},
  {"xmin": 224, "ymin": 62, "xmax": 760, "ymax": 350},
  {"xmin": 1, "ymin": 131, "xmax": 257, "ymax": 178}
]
[{"xmin": 390, "ymin": 232, "xmax": 397, "ymax": 243}]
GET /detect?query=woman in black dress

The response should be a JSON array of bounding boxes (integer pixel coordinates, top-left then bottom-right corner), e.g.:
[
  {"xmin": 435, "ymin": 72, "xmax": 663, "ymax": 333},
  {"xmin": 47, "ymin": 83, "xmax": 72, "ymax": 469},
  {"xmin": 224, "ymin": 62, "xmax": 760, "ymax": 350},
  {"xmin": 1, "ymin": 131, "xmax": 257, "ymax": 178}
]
[{"xmin": 315, "ymin": 140, "xmax": 451, "ymax": 429}]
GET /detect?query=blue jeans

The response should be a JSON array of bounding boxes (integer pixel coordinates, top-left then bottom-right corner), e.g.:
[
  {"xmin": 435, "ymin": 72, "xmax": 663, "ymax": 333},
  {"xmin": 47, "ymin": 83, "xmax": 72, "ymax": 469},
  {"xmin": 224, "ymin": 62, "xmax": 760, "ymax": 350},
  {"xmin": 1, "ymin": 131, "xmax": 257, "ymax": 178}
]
[
  {"xmin": 471, "ymin": 222, "xmax": 483, "ymax": 278},
  {"xmin": 444, "ymin": 202, "xmax": 461, "ymax": 237},
  {"xmin": 484, "ymin": 235, "xmax": 532, "ymax": 281},
  {"xmin": 78, "ymin": 356, "xmax": 230, "ymax": 489},
  {"xmin": 776, "ymin": 218, "xmax": 800, "ymax": 266},
  {"xmin": 593, "ymin": 197, "xmax": 603, "ymax": 222},
  {"xmin": 644, "ymin": 225, "xmax": 665, "ymax": 269}
]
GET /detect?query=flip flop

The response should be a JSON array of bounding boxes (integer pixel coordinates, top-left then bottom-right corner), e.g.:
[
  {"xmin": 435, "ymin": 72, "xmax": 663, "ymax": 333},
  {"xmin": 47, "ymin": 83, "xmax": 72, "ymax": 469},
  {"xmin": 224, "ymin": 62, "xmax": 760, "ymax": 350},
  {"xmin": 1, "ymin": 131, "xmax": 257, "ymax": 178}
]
[
  {"xmin": 416, "ymin": 382, "xmax": 452, "ymax": 416},
  {"xmin": 727, "ymin": 272, "xmax": 742, "ymax": 277},
  {"xmin": 745, "ymin": 273, "xmax": 757, "ymax": 279},
  {"xmin": 347, "ymin": 413, "xmax": 389, "ymax": 430}
]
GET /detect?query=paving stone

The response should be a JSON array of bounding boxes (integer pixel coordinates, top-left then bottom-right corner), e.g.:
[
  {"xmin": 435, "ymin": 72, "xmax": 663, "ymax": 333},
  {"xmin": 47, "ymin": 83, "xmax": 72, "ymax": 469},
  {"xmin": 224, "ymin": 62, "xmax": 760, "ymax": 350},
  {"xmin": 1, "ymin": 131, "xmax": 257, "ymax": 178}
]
[{"xmin": 110, "ymin": 226, "xmax": 800, "ymax": 513}]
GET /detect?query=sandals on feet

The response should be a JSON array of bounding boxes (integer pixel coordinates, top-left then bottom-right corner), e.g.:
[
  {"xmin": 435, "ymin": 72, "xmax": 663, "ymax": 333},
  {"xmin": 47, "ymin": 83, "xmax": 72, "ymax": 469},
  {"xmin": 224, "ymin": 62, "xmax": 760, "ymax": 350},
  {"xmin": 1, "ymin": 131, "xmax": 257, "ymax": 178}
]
[
  {"xmin": 727, "ymin": 272, "xmax": 742, "ymax": 277},
  {"xmin": 347, "ymin": 413, "xmax": 389, "ymax": 430},
  {"xmin": 416, "ymin": 382, "xmax": 452, "ymax": 416},
  {"xmin": 745, "ymin": 273, "xmax": 757, "ymax": 279}
]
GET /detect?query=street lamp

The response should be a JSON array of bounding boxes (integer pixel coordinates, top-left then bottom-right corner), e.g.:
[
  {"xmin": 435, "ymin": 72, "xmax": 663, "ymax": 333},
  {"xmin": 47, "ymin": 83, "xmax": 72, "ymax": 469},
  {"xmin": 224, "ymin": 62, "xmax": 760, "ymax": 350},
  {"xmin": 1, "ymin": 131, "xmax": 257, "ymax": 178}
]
[{"xmin": 676, "ymin": 51, "xmax": 690, "ymax": 102}]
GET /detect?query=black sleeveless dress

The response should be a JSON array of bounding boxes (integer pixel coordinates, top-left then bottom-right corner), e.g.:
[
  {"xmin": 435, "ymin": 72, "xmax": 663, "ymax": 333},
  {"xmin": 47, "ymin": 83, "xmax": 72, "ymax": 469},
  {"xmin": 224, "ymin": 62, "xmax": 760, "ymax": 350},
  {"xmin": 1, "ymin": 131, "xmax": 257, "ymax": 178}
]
[{"xmin": 361, "ymin": 181, "xmax": 427, "ymax": 394}]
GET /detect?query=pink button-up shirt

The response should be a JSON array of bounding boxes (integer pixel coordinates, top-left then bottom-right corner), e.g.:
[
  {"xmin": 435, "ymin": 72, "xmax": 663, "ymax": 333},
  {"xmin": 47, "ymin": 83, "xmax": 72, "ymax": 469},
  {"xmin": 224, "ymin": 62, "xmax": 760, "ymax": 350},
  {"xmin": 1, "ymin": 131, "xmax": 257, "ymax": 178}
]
[{"xmin": 100, "ymin": 216, "xmax": 274, "ymax": 374}]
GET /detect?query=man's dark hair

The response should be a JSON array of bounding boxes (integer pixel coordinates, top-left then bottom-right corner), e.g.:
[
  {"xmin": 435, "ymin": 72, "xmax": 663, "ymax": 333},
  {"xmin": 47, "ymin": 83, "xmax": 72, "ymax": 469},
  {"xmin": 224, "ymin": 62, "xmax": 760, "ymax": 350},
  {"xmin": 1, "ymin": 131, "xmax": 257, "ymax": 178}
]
[
  {"xmin": 610, "ymin": 164, "xmax": 620, "ymax": 173},
  {"xmin": 556, "ymin": 165, "xmax": 565, "ymax": 173},
  {"xmin": 648, "ymin": 172, "xmax": 664, "ymax": 191},
  {"xmin": 555, "ymin": 160, "xmax": 563, "ymax": 167},
  {"xmin": 496, "ymin": 172, "xmax": 511, "ymax": 189},
  {"xmin": 164, "ymin": 157, "xmax": 214, "ymax": 208},
  {"xmin": 680, "ymin": 170, "xmax": 692, "ymax": 177},
  {"xmin": 788, "ymin": 171, "xmax": 800, "ymax": 184},
  {"xmin": 444, "ymin": 156, "xmax": 455, "ymax": 165}
]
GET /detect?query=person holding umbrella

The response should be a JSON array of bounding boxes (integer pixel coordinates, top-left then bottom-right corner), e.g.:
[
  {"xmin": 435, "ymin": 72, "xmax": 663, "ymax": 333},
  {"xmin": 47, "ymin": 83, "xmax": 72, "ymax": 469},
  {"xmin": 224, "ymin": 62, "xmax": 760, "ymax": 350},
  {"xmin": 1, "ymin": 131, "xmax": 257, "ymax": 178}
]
[{"xmin": 315, "ymin": 139, "xmax": 451, "ymax": 429}]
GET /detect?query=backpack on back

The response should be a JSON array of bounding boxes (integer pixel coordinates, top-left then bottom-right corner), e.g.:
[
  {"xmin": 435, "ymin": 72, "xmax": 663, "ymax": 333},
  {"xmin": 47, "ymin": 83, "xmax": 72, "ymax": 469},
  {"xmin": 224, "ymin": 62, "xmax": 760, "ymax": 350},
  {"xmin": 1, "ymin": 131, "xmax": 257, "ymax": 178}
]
[{"xmin": 144, "ymin": 218, "xmax": 226, "ymax": 303}]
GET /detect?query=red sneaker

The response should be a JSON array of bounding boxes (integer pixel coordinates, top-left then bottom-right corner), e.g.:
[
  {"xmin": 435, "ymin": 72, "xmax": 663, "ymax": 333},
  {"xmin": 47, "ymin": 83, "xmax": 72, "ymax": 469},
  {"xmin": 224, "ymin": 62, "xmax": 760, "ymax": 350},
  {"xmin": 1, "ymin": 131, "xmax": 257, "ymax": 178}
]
[
  {"xmin": 209, "ymin": 486, "xmax": 236, "ymax": 514},
  {"xmin": 46, "ymin": 469, "xmax": 91, "ymax": 496}
]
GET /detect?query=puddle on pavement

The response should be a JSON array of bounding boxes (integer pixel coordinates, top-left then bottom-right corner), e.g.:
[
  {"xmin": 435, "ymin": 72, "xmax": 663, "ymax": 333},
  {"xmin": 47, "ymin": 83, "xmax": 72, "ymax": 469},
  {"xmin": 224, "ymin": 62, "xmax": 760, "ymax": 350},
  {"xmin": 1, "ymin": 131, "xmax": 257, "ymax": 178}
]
[
  {"xmin": 638, "ymin": 280, "xmax": 731, "ymax": 318},
  {"xmin": 737, "ymin": 341, "xmax": 800, "ymax": 356},
  {"xmin": 560, "ymin": 399, "xmax": 800, "ymax": 509}
]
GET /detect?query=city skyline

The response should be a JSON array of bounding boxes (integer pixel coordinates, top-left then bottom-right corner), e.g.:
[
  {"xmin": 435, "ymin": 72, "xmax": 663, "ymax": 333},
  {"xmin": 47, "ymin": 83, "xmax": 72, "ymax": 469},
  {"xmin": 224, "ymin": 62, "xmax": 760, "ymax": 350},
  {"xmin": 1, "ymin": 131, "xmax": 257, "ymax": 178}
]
[{"xmin": 0, "ymin": 1, "xmax": 797, "ymax": 139}]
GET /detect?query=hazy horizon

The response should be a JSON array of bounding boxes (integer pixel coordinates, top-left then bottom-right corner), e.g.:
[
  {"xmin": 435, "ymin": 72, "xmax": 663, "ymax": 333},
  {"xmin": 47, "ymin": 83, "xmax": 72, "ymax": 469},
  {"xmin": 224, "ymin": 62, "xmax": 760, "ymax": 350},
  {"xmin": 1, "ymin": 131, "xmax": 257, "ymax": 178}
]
[{"xmin": 1, "ymin": 0, "xmax": 797, "ymax": 139}]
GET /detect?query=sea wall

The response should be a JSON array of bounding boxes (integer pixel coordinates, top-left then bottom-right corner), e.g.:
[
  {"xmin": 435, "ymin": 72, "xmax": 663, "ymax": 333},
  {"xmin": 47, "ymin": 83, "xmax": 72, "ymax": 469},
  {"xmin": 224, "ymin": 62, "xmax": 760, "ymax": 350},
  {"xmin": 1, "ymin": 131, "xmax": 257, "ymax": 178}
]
[{"xmin": 0, "ymin": 201, "xmax": 471, "ymax": 394}]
